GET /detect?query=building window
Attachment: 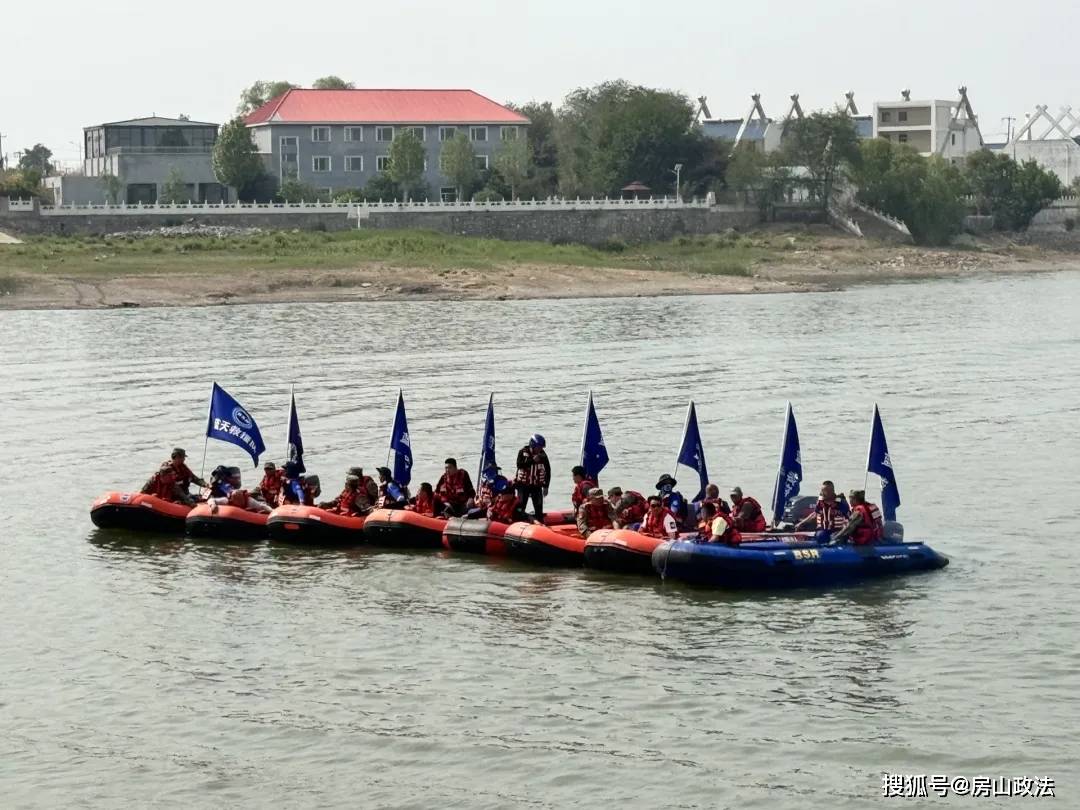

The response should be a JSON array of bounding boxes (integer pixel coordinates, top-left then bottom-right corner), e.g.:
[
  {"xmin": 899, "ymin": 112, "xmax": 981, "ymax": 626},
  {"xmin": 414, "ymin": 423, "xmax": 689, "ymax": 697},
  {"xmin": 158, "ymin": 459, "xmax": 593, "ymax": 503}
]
[
  {"xmin": 881, "ymin": 111, "xmax": 891, "ymax": 123},
  {"xmin": 345, "ymin": 156, "xmax": 364, "ymax": 172},
  {"xmin": 470, "ymin": 126, "xmax": 488, "ymax": 142},
  {"xmin": 344, "ymin": 126, "xmax": 364, "ymax": 142},
  {"xmin": 475, "ymin": 155, "xmax": 489, "ymax": 170},
  {"xmin": 376, "ymin": 126, "xmax": 394, "ymax": 142},
  {"xmin": 951, "ymin": 133, "xmax": 957, "ymax": 145},
  {"xmin": 898, "ymin": 111, "xmax": 908, "ymax": 123},
  {"xmin": 500, "ymin": 126, "xmax": 519, "ymax": 141},
  {"xmin": 376, "ymin": 155, "xmax": 390, "ymax": 172},
  {"xmin": 406, "ymin": 126, "xmax": 426, "ymax": 141},
  {"xmin": 312, "ymin": 126, "xmax": 330, "ymax": 142},
  {"xmin": 898, "ymin": 133, "xmax": 908, "ymax": 144},
  {"xmin": 439, "ymin": 126, "xmax": 457, "ymax": 142},
  {"xmin": 440, "ymin": 187, "xmax": 457, "ymax": 202},
  {"xmin": 312, "ymin": 156, "xmax": 331, "ymax": 172}
]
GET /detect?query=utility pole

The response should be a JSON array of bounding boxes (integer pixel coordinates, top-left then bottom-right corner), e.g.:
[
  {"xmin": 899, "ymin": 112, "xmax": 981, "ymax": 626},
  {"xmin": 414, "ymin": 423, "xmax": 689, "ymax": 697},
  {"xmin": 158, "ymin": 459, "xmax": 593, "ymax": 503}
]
[
  {"xmin": 672, "ymin": 163, "xmax": 683, "ymax": 202},
  {"xmin": 1001, "ymin": 116, "xmax": 1016, "ymax": 143},
  {"xmin": 0, "ymin": 132, "xmax": 5, "ymax": 170}
]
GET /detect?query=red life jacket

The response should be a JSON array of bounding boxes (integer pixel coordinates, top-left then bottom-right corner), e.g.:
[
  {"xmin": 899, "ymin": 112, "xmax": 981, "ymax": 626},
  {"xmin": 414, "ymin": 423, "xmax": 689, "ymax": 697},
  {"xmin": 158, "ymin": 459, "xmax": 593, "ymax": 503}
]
[
  {"xmin": 171, "ymin": 460, "xmax": 197, "ymax": 488},
  {"xmin": 437, "ymin": 469, "xmax": 473, "ymax": 507},
  {"xmin": 733, "ymin": 495, "xmax": 767, "ymax": 533},
  {"xmin": 411, "ymin": 491, "xmax": 435, "ymax": 517},
  {"xmin": 579, "ymin": 500, "xmax": 613, "ymax": 532},
  {"xmin": 851, "ymin": 502, "xmax": 883, "ymax": 545},
  {"xmin": 259, "ymin": 471, "xmax": 284, "ymax": 503},
  {"xmin": 710, "ymin": 511, "xmax": 743, "ymax": 545},
  {"xmin": 515, "ymin": 448, "xmax": 549, "ymax": 487},
  {"xmin": 641, "ymin": 507, "xmax": 676, "ymax": 538},
  {"xmin": 488, "ymin": 497, "xmax": 518, "ymax": 524},
  {"xmin": 619, "ymin": 491, "xmax": 648, "ymax": 524},
  {"xmin": 329, "ymin": 487, "xmax": 361, "ymax": 516},
  {"xmin": 147, "ymin": 468, "xmax": 178, "ymax": 501},
  {"xmin": 815, "ymin": 499, "xmax": 846, "ymax": 531},
  {"xmin": 572, "ymin": 478, "xmax": 598, "ymax": 509},
  {"xmin": 475, "ymin": 480, "xmax": 495, "ymax": 508}
]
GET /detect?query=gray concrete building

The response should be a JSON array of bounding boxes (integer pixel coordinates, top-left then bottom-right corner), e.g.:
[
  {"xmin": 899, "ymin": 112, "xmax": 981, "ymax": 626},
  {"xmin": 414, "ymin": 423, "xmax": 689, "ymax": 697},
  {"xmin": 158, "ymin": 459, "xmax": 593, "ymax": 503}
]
[{"xmin": 244, "ymin": 88, "xmax": 530, "ymax": 201}]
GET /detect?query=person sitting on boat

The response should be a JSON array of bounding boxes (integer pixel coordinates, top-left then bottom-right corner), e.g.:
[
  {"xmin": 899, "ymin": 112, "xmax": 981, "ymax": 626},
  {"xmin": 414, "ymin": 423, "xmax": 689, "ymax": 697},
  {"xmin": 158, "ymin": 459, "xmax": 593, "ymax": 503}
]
[
  {"xmin": 639, "ymin": 495, "xmax": 679, "ymax": 540},
  {"xmin": 697, "ymin": 501, "xmax": 718, "ymax": 539},
  {"xmin": 257, "ymin": 462, "xmax": 285, "ymax": 505},
  {"xmin": 436, "ymin": 458, "xmax": 476, "ymax": 517},
  {"xmin": 319, "ymin": 474, "xmax": 370, "ymax": 517},
  {"xmin": 471, "ymin": 463, "xmax": 501, "ymax": 511},
  {"xmin": 576, "ymin": 487, "xmax": 619, "ymax": 538},
  {"xmin": 700, "ymin": 483, "xmax": 729, "ymax": 514},
  {"xmin": 655, "ymin": 474, "xmax": 688, "ymax": 528},
  {"xmin": 278, "ymin": 462, "xmax": 309, "ymax": 506},
  {"xmin": 140, "ymin": 461, "xmax": 185, "ymax": 503},
  {"xmin": 376, "ymin": 467, "xmax": 410, "ymax": 509},
  {"xmin": 207, "ymin": 465, "xmax": 233, "ymax": 499},
  {"xmin": 488, "ymin": 479, "xmax": 532, "ymax": 524},
  {"xmin": 208, "ymin": 468, "xmax": 272, "ymax": 514},
  {"xmin": 571, "ymin": 466, "xmax": 598, "ymax": 510},
  {"xmin": 515, "ymin": 434, "xmax": 551, "ymax": 521},
  {"xmin": 709, "ymin": 502, "xmax": 742, "ymax": 545},
  {"xmin": 794, "ymin": 480, "xmax": 850, "ymax": 539},
  {"xmin": 830, "ymin": 490, "xmax": 884, "ymax": 546},
  {"xmin": 165, "ymin": 447, "xmax": 208, "ymax": 504},
  {"xmin": 347, "ymin": 466, "xmax": 380, "ymax": 512},
  {"xmin": 409, "ymin": 482, "xmax": 437, "ymax": 517},
  {"xmin": 608, "ymin": 486, "xmax": 648, "ymax": 526},
  {"xmin": 730, "ymin": 487, "xmax": 767, "ymax": 533}
]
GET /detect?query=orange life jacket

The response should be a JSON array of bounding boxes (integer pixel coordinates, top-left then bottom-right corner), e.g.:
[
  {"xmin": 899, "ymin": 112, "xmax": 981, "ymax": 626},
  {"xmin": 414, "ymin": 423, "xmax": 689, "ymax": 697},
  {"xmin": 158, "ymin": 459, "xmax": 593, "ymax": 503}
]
[
  {"xmin": 641, "ymin": 507, "xmax": 676, "ymax": 538},
  {"xmin": 579, "ymin": 500, "xmax": 613, "ymax": 532},
  {"xmin": 259, "ymin": 470, "xmax": 284, "ymax": 503},
  {"xmin": 146, "ymin": 468, "xmax": 179, "ymax": 501},
  {"xmin": 851, "ymin": 502, "xmax": 883, "ymax": 545},
  {"xmin": 411, "ymin": 491, "xmax": 435, "ymax": 517},
  {"xmin": 733, "ymin": 495, "xmax": 767, "ymax": 533},
  {"xmin": 710, "ymin": 511, "xmax": 742, "ymax": 545},
  {"xmin": 572, "ymin": 478, "xmax": 597, "ymax": 509},
  {"xmin": 488, "ymin": 497, "xmax": 518, "ymax": 524},
  {"xmin": 619, "ymin": 490, "xmax": 648, "ymax": 524},
  {"xmin": 332, "ymin": 487, "xmax": 364, "ymax": 516},
  {"xmin": 436, "ymin": 469, "xmax": 474, "ymax": 507}
]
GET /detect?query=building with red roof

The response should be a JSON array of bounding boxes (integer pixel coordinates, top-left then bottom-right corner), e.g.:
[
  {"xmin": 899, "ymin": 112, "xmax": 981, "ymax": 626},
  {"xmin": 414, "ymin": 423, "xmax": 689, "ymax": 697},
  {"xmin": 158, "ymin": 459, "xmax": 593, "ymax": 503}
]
[{"xmin": 244, "ymin": 88, "xmax": 529, "ymax": 201}]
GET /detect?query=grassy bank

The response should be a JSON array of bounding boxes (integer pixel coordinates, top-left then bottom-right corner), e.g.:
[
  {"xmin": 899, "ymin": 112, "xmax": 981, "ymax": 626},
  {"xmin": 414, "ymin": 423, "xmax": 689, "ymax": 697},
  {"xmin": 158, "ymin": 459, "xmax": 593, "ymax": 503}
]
[{"xmin": 0, "ymin": 228, "xmax": 774, "ymax": 278}]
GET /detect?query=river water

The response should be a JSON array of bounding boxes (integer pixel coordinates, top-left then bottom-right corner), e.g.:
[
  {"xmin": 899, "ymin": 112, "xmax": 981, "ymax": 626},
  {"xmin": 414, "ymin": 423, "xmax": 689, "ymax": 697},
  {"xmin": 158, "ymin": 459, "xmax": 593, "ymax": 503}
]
[{"xmin": 2, "ymin": 272, "xmax": 1078, "ymax": 808}]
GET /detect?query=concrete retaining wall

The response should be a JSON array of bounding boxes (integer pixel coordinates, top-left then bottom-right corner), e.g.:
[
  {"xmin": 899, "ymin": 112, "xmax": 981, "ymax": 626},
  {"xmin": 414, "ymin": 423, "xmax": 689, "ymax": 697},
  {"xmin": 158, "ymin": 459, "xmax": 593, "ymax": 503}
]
[{"xmin": 0, "ymin": 211, "xmax": 354, "ymax": 236}]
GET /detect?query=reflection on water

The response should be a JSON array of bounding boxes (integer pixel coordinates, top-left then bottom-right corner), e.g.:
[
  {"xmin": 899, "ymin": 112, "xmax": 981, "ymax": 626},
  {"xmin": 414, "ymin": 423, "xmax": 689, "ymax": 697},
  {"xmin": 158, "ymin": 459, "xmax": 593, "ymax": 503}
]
[{"xmin": 3, "ymin": 273, "xmax": 1079, "ymax": 807}]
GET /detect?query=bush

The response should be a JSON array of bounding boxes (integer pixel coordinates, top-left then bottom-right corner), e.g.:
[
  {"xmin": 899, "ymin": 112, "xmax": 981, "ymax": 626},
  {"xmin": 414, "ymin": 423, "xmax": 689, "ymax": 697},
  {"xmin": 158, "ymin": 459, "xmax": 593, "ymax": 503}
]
[
  {"xmin": 965, "ymin": 151, "xmax": 1062, "ymax": 231},
  {"xmin": 277, "ymin": 179, "xmax": 323, "ymax": 203},
  {"xmin": 472, "ymin": 187, "xmax": 504, "ymax": 203},
  {"xmin": 598, "ymin": 237, "xmax": 627, "ymax": 253}
]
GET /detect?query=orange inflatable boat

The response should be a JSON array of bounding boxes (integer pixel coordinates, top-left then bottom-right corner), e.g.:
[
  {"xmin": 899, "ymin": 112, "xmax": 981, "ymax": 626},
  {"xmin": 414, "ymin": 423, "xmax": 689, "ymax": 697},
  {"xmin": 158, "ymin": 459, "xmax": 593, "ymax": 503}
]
[
  {"xmin": 441, "ymin": 517, "xmax": 510, "ymax": 556},
  {"xmin": 503, "ymin": 521, "xmax": 586, "ymax": 567},
  {"xmin": 364, "ymin": 508, "xmax": 447, "ymax": 548},
  {"xmin": 584, "ymin": 528, "xmax": 668, "ymax": 575},
  {"xmin": 90, "ymin": 492, "xmax": 191, "ymax": 533},
  {"xmin": 266, "ymin": 505, "xmax": 367, "ymax": 545},
  {"xmin": 185, "ymin": 503, "xmax": 269, "ymax": 541}
]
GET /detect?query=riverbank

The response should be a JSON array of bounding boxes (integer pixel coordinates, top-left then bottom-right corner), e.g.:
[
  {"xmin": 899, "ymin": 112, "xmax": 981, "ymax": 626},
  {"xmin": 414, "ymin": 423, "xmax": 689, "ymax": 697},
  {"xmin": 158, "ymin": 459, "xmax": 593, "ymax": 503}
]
[{"xmin": 1, "ymin": 225, "xmax": 1076, "ymax": 309}]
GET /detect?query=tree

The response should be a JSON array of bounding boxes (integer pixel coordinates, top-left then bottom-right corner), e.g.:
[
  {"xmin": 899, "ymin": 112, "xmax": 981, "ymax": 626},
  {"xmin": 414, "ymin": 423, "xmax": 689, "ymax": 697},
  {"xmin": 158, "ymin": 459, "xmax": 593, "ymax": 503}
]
[
  {"xmin": 386, "ymin": 130, "xmax": 425, "ymax": 201},
  {"xmin": 493, "ymin": 136, "xmax": 530, "ymax": 200},
  {"xmin": 276, "ymin": 178, "xmax": 322, "ymax": 202},
  {"xmin": 510, "ymin": 100, "xmax": 558, "ymax": 198},
  {"xmin": 212, "ymin": 118, "xmax": 265, "ymax": 199},
  {"xmin": 100, "ymin": 171, "xmax": 123, "ymax": 204},
  {"xmin": 237, "ymin": 80, "xmax": 296, "ymax": 115},
  {"xmin": 440, "ymin": 132, "xmax": 479, "ymax": 201},
  {"xmin": 725, "ymin": 146, "xmax": 768, "ymax": 204},
  {"xmin": 312, "ymin": 75, "xmax": 353, "ymax": 89},
  {"xmin": 361, "ymin": 173, "xmax": 429, "ymax": 202},
  {"xmin": 18, "ymin": 143, "xmax": 54, "ymax": 176},
  {"xmin": 159, "ymin": 168, "xmax": 190, "ymax": 203},
  {"xmin": 965, "ymin": 151, "xmax": 1062, "ymax": 230},
  {"xmin": 780, "ymin": 111, "xmax": 861, "ymax": 201}
]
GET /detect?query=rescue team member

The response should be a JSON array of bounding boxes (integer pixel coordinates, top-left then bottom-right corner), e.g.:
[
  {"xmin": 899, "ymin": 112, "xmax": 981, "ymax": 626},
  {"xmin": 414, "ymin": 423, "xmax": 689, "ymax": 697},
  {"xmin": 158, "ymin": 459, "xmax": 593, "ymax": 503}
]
[
  {"xmin": 376, "ymin": 467, "xmax": 409, "ymax": 509},
  {"xmin": 709, "ymin": 502, "xmax": 742, "ymax": 545},
  {"xmin": 279, "ymin": 462, "xmax": 310, "ymax": 506},
  {"xmin": 515, "ymin": 434, "xmax": 551, "ymax": 521},
  {"xmin": 208, "ymin": 466, "xmax": 233, "ymax": 498},
  {"xmin": 409, "ymin": 483, "xmax": 437, "ymax": 517},
  {"xmin": 257, "ymin": 462, "xmax": 285, "ymax": 506},
  {"xmin": 697, "ymin": 501, "xmax": 718, "ymax": 539},
  {"xmin": 488, "ymin": 479, "xmax": 533, "ymax": 524},
  {"xmin": 700, "ymin": 483, "xmax": 729, "ymax": 514},
  {"xmin": 639, "ymin": 495, "xmax": 679, "ymax": 540},
  {"xmin": 575, "ymin": 487, "xmax": 619, "ymax": 538},
  {"xmin": 208, "ymin": 469, "xmax": 271, "ymax": 514},
  {"xmin": 830, "ymin": 490, "xmax": 883, "ymax": 545},
  {"xmin": 794, "ymin": 480, "xmax": 850, "ymax": 538},
  {"xmin": 571, "ymin": 466, "xmax": 598, "ymax": 510},
  {"xmin": 141, "ymin": 462, "xmax": 184, "ymax": 503},
  {"xmin": 348, "ymin": 467, "xmax": 380, "ymax": 513},
  {"xmin": 319, "ymin": 474, "xmax": 368, "ymax": 517},
  {"xmin": 167, "ymin": 447, "xmax": 208, "ymax": 503},
  {"xmin": 435, "ymin": 458, "xmax": 476, "ymax": 517},
  {"xmin": 730, "ymin": 486, "xmax": 767, "ymax": 533},
  {"xmin": 471, "ymin": 463, "xmax": 502, "ymax": 512},
  {"xmin": 608, "ymin": 486, "xmax": 648, "ymax": 526},
  {"xmin": 655, "ymin": 475, "xmax": 687, "ymax": 528}
]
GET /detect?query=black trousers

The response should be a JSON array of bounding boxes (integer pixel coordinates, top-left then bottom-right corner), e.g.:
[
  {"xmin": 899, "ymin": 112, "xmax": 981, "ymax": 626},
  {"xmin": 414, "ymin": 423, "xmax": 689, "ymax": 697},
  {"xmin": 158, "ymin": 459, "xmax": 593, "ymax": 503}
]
[{"xmin": 516, "ymin": 485, "xmax": 544, "ymax": 520}]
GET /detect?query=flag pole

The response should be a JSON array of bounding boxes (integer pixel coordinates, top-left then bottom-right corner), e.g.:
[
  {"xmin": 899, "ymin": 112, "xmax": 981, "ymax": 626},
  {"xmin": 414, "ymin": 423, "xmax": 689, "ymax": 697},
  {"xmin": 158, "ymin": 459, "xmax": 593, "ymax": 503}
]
[
  {"xmin": 674, "ymin": 399, "xmax": 692, "ymax": 477},
  {"xmin": 579, "ymin": 390, "xmax": 591, "ymax": 469},
  {"xmin": 478, "ymin": 391, "xmax": 493, "ymax": 484},
  {"xmin": 198, "ymin": 383, "xmax": 214, "ymax": 484},
  {"xmin": 863, "ymin": 404, "xmax": 876, "ymax": 494},
  {"xmin": 386, "ymin": 389, "xmax": 398, "ymax": 470},
  {"xmin": 287, "ymin": 383, "xmax": 294, "ymax": 462},
  {"xmin": 770, "ymin": 402, "xmax": 790, "ymax": 526}
]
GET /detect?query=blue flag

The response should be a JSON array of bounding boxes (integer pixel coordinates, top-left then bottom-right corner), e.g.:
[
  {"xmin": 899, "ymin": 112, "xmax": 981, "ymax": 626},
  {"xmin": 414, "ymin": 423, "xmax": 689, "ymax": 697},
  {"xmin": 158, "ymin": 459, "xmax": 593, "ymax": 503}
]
[
  {"xmin": 868, "ymin": 404, "xmax": 901, "ymax": 521},
  {"xmin": 389, "ymin": 389, "xmax": 413, "ymax": 486},
  {"xmin": 770, "ymin": 402, "xmax": 803, "ymax": 524},
  {"xmin": 287, "ymin": 389, "xmax": 305, "ymax": 474},
  {"xmin": 676, "ymin": 400, "xmax": 708, "ymax": 502},
  {"xmin": 206, "ymin": 382, "xmax": 265, "ymax": 468},
  {"xmin": 580, "ymin": 391, "xmax": 609, "ymax": 480},
  {"xmin": 478, "ymin": 393, "xmax": 496, "ymax": 482}
]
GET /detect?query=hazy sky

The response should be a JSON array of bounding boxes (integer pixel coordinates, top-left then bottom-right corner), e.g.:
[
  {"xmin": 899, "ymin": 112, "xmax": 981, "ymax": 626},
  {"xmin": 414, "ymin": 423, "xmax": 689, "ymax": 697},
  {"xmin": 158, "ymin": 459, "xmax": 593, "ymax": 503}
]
[{"xmin": 5, "ymin": 0, "xmax": 1078, "ymax": 167}]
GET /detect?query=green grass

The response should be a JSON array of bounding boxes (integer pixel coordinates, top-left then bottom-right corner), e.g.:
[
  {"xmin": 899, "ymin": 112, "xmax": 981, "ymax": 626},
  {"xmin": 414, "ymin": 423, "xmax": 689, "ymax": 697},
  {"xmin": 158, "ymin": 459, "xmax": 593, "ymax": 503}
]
[{"xmin": 0, "ymin": 228, "xmax": 782, "ymax": 278}]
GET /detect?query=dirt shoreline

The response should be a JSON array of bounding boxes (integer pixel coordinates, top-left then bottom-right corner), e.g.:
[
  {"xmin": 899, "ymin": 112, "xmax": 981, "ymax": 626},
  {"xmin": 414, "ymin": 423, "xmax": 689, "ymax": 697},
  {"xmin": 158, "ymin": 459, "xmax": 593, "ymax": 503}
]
[{"xmin": 2, "ymin": 234, "xmax": 1078, "ymax": 310}]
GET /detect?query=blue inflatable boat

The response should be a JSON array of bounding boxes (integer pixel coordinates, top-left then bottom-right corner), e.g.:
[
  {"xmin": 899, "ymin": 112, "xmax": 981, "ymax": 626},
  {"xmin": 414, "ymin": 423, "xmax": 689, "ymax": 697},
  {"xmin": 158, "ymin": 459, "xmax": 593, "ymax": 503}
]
[{"xmin": 652, "ymin": 538, "xmax": 949, "ymax": 589}]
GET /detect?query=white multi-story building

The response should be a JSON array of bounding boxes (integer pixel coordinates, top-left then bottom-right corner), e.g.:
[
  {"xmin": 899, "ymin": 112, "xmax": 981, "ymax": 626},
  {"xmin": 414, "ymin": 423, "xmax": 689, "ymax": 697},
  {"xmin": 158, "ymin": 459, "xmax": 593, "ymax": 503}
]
[{"xmin": 872, "ymin": 89, "xmax": 983, "ymax": 162}]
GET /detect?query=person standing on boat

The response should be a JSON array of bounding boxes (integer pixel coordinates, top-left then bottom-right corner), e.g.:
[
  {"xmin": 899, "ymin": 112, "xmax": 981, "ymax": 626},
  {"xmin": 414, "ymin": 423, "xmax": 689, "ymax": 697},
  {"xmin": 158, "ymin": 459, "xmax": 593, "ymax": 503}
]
[
  {"xmin": 830, "ymin": 490, "xmax": 884, "ymax": 545},
  {"xmin": 376, "ymin": 467, "xmax": 410, "ymax": 509},
  {"xmin": 436, "ymin": 458, "xmax": 476, "ymax": 517},
  {"xmin": 794, "ymin": 480, "xmax": 850, "ymax": 539},
  {"xmin": 576, "ymin": 487, "xmax": 619, "ymax": 538},
  {"xmin": 257, "ymin": 462, "xmax": 285, "ymax": 506},
  {"xmin": 320, "ymin": 474, "xmax": 370, "ymax": 517},
  {"xmin": 608, "ymin": 486, "xmax": 648, "ymax": 526},
  {"xmin": 515, "ymin": 434, "xmax": 551, "ymax": 521},
  {"xmin": 730, "ymin": 487, "xmax": 767, "ymax": 533},
  {"xmin": 570, "ymin": 466, "xmax": 598, "ymax": 511},
  {"xmin": 639, "ymin": 495, "xmax": 679, "ymax": 539}
]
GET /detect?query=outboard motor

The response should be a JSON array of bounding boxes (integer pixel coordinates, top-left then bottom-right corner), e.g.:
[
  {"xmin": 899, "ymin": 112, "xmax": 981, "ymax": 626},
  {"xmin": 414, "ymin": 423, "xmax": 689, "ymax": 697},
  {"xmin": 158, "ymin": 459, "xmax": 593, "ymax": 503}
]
[
  {"xmin": 778, "ymin": 495, "xmax": 817, "ymax": 529},
  {"xmin": 883, "ymin": 521, "xmax": 904, "ymax": 542}
]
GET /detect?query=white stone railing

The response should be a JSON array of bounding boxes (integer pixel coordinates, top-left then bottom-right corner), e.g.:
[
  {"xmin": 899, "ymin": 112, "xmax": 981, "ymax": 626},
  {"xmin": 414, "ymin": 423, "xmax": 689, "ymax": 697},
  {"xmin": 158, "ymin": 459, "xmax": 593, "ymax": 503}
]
[
  {"xmin": 25, "ymin": 196, "xmax": 719, "ymax": 216},
  {"xmin": 6, "ymin": 198, "xmax": 36, "ymax": 211},
  {"xmin": 851, "ymin": 200, "xmax": 912, "ymax": 236}
]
